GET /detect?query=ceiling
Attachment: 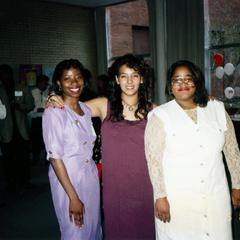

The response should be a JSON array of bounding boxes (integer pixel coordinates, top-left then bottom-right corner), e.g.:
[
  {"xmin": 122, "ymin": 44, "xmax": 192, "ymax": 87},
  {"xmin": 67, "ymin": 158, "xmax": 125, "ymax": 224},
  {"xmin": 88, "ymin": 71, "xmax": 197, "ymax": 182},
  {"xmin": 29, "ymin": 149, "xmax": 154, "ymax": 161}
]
[{"xmin": 45, "ymin": 0, "xmax": 130, "ymax": 8}]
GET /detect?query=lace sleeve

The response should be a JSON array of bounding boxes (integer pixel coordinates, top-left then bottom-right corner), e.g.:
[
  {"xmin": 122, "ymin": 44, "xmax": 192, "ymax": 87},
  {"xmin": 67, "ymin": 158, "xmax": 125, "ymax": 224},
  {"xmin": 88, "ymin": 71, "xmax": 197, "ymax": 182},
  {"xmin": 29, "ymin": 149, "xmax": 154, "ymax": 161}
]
[
  {"xmin": 144, "ymin": 113, "xmax": 167, "ymax": 199},
  {"xmin": 223, "ymin": 111, "xmax": 240, "ymax": 189}
]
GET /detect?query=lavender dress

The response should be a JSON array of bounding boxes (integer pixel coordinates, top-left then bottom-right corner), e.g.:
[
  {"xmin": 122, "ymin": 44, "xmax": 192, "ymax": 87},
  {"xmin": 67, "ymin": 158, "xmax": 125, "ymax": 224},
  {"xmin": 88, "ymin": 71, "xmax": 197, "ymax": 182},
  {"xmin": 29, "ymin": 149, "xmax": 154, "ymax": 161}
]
[
  {"xmin": 101, "ymin": 105, "xmax": 155, "ymax": 240},
  {"xmin": 42, "ymin": 102, "xmax": 101, "ymax": 240}
]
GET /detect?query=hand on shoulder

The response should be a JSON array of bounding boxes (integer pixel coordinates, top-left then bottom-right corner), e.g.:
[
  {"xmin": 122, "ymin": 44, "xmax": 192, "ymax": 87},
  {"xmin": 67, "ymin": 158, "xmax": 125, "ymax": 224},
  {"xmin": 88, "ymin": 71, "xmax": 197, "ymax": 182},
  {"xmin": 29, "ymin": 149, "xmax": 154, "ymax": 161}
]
[{"xmin": 46, "ymin": 93, "xmax": 64, "ymax": 109}]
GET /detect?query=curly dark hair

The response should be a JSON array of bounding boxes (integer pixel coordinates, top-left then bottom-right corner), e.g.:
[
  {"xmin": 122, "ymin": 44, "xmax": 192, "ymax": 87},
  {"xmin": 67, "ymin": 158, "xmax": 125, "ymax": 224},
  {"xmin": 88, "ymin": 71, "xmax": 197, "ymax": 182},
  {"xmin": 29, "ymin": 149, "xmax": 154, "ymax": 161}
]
[
  {"xmin": 52, "ymin": 59, "xmax": 85, "ymax": 95},
  {"xmin": 107, "ymin": 54, "xmax": 152, "ymax": 121},
  {"xmin": 165, "ymin": 60, "xmax": 208, "ymax": 107}
]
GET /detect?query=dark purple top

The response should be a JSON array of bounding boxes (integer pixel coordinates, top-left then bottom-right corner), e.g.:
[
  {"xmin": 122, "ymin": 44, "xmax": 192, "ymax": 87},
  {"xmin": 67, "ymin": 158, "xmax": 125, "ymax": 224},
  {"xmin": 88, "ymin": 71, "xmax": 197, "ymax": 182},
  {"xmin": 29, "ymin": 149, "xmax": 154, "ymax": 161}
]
[{"xmin": 101, "ymin": 105, "xmax": 155, "ymax": 240}]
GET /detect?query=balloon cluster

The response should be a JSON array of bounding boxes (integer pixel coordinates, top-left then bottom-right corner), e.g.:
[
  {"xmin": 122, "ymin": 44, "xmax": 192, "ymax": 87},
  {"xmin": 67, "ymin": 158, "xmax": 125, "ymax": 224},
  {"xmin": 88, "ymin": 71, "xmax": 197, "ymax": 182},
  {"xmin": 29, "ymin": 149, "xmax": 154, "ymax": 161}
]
[
  {"xmin": 213, "ymin": 53, "xmax": 235, "ymax": 79},
  {"xmin": 213, "ymin": 53, "xmax": 236, "ymax": 99}
]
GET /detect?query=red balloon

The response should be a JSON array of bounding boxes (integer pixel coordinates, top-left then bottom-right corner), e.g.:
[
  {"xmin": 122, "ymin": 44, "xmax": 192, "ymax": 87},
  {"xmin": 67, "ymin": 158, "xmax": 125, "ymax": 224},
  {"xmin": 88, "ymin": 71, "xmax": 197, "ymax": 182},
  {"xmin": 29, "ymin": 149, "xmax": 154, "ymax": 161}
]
[{"xmin": 213, "ymin": 53, "xmax": 224, "ymax": 66}]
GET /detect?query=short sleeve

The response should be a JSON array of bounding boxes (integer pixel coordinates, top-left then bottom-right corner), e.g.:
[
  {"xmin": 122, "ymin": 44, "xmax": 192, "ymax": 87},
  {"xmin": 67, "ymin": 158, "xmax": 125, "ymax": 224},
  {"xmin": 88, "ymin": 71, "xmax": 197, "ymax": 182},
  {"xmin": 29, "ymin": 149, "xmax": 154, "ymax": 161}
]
[{"xmin": 42, "ymin": 108, "xmax": 65, "ymax": 160}]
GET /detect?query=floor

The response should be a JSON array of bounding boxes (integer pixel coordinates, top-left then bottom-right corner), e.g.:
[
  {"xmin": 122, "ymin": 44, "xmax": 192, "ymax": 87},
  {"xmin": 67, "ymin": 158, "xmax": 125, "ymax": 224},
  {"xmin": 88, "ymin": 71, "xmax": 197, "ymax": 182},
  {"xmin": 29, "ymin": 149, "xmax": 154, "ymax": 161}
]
[
  {"xmin": 0, "ymin": 165, "xmax": 60, "ymax": 240},
  {"xmin": 0, "ymin": 160, "xmax": 239, "ymax": 240}
]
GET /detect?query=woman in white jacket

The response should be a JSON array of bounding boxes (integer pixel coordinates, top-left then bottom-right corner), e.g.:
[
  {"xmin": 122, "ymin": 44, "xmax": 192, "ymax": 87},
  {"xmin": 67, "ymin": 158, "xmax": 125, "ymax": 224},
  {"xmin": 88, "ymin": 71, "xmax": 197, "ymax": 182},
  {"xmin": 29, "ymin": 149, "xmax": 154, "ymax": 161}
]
[{"xmin": 145, "ymin": 60, "xmax": 240, "ymax": 240}]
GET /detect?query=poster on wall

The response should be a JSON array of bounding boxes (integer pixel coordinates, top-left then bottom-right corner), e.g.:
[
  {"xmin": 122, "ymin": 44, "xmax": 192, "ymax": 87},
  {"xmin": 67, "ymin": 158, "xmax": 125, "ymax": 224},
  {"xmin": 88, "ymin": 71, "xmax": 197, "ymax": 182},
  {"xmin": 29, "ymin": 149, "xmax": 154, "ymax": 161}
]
[{"xmin": 19, "ymin": 64, "xmax": 42, "ymax": 87}]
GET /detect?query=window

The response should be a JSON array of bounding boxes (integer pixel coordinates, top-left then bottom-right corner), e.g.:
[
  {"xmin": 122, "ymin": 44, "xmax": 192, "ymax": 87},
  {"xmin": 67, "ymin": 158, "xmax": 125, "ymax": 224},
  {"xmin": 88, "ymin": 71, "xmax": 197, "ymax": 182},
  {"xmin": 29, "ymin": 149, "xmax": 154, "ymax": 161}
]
[
  {"xmin": 204, "ymin": 0, "xmax": 240, "ymax": 104},
  {"xmin": 132, "ymin": 26, "xmax": 150, "ymax": 55},
  {"xmin": 106, "ymin": 0, "xmax": 149, "ymax": 61}
]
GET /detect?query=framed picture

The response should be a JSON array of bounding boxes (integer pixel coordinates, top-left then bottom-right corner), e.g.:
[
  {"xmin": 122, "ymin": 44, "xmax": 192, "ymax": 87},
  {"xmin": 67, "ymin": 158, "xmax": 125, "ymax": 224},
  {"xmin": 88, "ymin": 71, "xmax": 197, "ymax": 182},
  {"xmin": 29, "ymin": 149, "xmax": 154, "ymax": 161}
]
[{"xmin": 19, "ymin": 64, "xmax": 42, "ymax": 87}]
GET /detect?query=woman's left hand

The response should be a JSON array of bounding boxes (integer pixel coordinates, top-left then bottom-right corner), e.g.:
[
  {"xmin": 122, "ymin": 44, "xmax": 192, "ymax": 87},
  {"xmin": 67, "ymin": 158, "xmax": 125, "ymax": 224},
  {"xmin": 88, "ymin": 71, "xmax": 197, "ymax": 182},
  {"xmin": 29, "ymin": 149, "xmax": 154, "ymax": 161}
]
[
  {"xmin": 232, "ymin": 189, "xmax": 240, "ymax": 208},
  {"xmin": 69, "ymin": 197, "xmax": 85, "ymax": 227},
  {"xmin": 155, "ymin": 197, "xmax": 171, "ymax": 222}
]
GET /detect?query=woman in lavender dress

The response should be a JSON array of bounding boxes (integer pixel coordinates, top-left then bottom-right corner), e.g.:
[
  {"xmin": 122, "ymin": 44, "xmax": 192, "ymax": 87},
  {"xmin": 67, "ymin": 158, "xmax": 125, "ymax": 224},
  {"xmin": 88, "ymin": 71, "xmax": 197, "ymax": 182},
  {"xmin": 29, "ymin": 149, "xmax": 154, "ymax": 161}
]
[{"xmin": 42, "ymin": 59, "xmax": 101, "ymax": 240}]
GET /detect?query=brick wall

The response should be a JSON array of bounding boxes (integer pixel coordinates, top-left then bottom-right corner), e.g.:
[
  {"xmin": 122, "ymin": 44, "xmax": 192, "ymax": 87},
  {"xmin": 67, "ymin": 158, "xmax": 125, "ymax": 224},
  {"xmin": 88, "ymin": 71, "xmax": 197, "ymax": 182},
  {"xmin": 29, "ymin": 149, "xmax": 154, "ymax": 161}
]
[
  {"xmin": 107, "ymin": 0, "xmax": 149, "ymax": 59},
  {"xmin": 0, "ymin": 0, "xmax": 97, "ymax": 83}
]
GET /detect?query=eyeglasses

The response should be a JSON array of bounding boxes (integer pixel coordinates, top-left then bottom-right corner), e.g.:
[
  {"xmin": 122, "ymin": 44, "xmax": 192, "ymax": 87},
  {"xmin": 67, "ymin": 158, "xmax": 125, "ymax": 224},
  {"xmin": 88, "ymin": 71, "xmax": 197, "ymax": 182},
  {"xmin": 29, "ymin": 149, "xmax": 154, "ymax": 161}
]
[{"xmin": 171, "ymin": 76, "xmax": 195, "ymax": 86}]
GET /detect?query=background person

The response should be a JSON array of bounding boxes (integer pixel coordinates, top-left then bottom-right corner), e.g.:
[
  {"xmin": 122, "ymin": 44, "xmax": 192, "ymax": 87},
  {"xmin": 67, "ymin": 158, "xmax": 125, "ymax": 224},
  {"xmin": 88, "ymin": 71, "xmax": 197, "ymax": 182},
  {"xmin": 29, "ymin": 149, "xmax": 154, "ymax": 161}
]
[
  {"xmin": 30, "ymin": 74, "xmax": 49, "ymax": 165},
  {"xmin": 0, "ymin": 64, "xmax": 34, "ymax": 192},
  {"xmin": 96, "ymin": 74, "xmax": 110, "ymax": 98}
]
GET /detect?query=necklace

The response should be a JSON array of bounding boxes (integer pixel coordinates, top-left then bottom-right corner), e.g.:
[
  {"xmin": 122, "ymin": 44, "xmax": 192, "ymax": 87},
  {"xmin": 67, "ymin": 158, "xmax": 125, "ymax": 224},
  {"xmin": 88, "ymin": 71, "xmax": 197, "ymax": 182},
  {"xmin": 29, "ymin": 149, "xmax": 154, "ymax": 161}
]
[{"xmin": 122, "ymin": 100, "xmax": 138, "ymax": 111}]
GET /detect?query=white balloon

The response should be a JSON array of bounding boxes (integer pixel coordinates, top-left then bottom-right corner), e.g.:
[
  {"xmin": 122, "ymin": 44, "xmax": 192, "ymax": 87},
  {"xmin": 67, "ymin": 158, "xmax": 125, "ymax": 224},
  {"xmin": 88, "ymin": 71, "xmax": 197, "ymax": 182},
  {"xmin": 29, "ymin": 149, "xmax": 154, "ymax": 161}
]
[
  {"xmin": 224, "ymin": 87, "xmax": 235, "ymax": 99},
  {"xmin": 224, "ymin": 63, "xmax": 235, "ymax": 76},
  {"xmin": 215, "ymin": 66, "xmax": 224, "ymax": 79}
]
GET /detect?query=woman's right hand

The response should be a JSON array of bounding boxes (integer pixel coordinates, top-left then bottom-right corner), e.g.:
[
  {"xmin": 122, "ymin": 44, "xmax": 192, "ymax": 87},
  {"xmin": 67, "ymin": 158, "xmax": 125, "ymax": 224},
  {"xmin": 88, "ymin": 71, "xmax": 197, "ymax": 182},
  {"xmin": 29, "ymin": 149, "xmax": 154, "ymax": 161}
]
[
  {"xmin": 46, "ymin": 94, "xmax": 64, "ymax": 108},
  {"xmin": 155, "ymin": 197, "xmax": 171, "ymax": 223},
  {"xmin": 69, "ymin": 196, "xmax": 85, "ymax": 227}
]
